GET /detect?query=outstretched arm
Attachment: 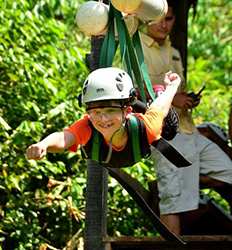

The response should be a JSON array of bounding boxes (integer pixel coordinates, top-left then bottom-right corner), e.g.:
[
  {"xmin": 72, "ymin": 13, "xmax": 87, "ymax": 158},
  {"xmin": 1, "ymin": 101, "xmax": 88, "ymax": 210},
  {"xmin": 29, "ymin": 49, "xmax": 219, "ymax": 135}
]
[
  {"xmin": 26, "ymin": 131, "xmax": 75, "ymax": 160},
  {"xmin": 150, "ymin": 72, "xmax": 181, "ymax": 117}
]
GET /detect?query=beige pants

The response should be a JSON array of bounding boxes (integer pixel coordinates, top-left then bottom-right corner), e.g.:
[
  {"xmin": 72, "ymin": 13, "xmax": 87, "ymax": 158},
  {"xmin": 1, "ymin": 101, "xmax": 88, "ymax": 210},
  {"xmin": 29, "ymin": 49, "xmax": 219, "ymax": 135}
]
[{"xmin": 151, "ymin": 131, "xmax": 232, "ymax": 214}]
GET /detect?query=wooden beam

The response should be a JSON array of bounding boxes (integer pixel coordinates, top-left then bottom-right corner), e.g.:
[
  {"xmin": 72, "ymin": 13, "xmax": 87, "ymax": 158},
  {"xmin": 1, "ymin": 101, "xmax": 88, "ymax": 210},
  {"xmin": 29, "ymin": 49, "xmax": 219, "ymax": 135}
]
[{"xmin": 105, "ymin": 235, "xmax": 232, "ymax": 250}]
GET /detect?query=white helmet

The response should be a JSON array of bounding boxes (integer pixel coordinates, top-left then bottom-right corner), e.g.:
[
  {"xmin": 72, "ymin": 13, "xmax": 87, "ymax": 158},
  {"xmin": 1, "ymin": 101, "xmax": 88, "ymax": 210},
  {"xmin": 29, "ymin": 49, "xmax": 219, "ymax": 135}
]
[{"xmin": 82, "ymin": 67, "xmax": 135, "ymax": 106}]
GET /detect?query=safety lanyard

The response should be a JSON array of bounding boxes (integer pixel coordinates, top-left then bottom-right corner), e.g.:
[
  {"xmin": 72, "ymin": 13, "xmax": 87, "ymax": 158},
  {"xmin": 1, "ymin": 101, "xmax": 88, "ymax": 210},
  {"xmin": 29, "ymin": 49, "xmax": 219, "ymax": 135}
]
[{"xmin": 99, "ymin": 3, "xmax": 156, "ymax": 103}]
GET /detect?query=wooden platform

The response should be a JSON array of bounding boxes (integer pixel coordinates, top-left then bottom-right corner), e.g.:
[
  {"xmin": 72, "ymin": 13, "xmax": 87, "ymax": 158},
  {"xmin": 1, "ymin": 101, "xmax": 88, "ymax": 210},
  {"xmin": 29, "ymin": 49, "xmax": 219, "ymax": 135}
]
[{"xmin": 104, "ymin": 235, "xmax": 232, "ymax": 250}]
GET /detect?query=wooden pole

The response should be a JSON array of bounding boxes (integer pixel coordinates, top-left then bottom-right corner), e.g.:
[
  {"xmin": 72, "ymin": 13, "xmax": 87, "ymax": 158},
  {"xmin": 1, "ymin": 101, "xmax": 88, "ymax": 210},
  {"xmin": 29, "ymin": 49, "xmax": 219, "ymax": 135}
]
[
  {"xmin": 84, "ymin": 2, "xmax": 110, "ymax": 249},
  {"xmin": 84, "ymin": 35, "xmax": 108, "ymax": 250},
  {"xmin": 170, "ymin": 0, "xmax": 191, "ymax": 79},
  {"xmin": 170, "ymin": 0, "xmax": 188, "ymax": 77},
  {"xmin": 85, "ymin": 159, "xmax": 108, "ymax": 250}
]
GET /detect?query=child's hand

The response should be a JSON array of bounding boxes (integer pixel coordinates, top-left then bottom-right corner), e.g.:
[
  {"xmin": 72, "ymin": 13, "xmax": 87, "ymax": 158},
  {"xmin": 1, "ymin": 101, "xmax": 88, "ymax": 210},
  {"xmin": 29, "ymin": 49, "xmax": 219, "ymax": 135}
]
[
  {"xmin": 26, "ymin": 142, "xmax": 47, "ymax": 160},
  {"xmin": 164, "ymin": 71, "xmax": 181, "ymax": 87}
]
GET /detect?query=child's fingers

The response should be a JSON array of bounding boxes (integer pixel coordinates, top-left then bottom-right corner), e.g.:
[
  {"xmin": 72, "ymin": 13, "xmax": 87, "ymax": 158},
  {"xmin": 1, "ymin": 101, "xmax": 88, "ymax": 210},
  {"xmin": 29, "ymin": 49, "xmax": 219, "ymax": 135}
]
[
  {"xmin": 165, "ymin": 71, "xmax": 178, "ymax": 81},
  {"xmin": 169, "ymin": 73, "xmax": 179, "ymax": 81}
]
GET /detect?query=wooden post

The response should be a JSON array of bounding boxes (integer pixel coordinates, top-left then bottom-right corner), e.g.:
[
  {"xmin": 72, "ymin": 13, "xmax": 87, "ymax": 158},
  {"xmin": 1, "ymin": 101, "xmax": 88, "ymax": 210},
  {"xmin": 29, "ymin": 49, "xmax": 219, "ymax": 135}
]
[
  {"xmin": 84, "ymin": 35, "xmax": 109, "ymax": 250},
  {"xmin": 84, "ymin": 1, "xmax": 110, "ymax": 249},
  {"xmin": 85, "ymin": 159, "xmax": 108, "ymax": 250},
  {"xmin": 170, "ymin": 0, "xmax": 192, "ymax": 79}
]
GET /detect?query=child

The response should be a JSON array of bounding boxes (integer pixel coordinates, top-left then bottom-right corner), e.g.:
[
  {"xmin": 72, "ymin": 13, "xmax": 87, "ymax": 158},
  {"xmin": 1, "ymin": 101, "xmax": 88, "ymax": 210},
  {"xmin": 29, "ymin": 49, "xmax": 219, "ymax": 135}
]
[{"xmin": 26, "ymin": 67, "xmax": 180, "ymax": 168}]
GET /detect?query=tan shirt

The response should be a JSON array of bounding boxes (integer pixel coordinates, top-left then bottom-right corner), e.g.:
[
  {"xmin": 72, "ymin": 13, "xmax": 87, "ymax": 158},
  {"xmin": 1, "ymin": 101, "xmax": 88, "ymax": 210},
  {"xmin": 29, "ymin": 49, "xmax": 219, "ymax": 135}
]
[{"xmin": 140, "ymin": 32, "xmax": 196, "ymax": 134}]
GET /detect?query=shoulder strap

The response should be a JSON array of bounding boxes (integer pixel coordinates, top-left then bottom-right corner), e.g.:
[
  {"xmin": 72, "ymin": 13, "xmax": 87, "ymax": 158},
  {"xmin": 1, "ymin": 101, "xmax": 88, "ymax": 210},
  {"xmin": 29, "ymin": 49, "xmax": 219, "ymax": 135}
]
[
  {"xmin": 91, "ymin": 129, "xmax": 100, "ymax": 162},
  {"xmin": 128, "ymin": 115, "xmax": 142, "ymax": 163},
  {"xmin": 132, "ymin": 30, "xmax": 157, "ymax": 102},
  {"xmin": 91, "ymin": 116, "xmax": 146, "ymax": 164}
]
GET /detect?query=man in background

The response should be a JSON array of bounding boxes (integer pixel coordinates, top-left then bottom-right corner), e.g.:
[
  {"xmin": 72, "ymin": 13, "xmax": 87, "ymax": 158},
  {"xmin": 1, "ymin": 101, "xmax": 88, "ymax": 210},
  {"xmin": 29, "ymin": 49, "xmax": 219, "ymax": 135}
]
[{"xmin": 140, "ymin": 0, "xmax": 232, "ymax": 235}]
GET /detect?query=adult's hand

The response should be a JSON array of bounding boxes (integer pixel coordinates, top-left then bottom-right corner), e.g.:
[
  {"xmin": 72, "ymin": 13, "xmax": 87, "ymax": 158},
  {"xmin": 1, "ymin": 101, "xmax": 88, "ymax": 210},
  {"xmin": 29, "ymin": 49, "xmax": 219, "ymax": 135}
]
[{"xmin": 172, "ymin": 92, "xmax": 197, "ymax": 110}]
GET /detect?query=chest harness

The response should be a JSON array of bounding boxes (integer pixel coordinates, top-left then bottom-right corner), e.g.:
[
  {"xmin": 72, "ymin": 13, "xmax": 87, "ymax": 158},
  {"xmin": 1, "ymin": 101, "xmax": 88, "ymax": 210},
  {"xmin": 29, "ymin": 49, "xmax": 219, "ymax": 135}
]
[{"xmin": 81, "ymin": 115, "xmax": 150, "ymax": 168}]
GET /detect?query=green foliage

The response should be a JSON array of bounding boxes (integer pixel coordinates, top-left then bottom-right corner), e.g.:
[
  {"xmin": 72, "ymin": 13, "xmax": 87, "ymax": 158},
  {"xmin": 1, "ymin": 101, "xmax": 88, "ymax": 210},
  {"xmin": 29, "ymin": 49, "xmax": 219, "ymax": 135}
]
[
  {"xmin": 187, "ymin": 0, "xmax": 232, "ymax": 129},
  {"xmin": 0, "ymin": 0, "xmax": 88, "ymax": 249},
  {"xmin": 108, "ymin": 160, "xmax": 158, "ymax": 237},
  {"xmin": 0, "ymin": 0, "xmax": 231, "ymax": 248}
]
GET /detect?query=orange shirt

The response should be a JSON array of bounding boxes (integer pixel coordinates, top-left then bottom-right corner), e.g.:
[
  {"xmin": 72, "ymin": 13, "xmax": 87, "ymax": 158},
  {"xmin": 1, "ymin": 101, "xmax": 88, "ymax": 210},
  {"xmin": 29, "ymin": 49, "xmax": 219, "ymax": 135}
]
[{"xmin": 66, "ymin": 106, "xmax": 164, "ymax": 152}]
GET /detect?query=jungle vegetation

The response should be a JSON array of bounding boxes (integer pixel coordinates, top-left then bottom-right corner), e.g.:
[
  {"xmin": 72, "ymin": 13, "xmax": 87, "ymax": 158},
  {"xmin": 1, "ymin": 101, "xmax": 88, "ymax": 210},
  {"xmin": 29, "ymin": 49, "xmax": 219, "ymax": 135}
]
[{"xmin": 0, "ymin": 0, "xmax": 231, "ymax": 249}]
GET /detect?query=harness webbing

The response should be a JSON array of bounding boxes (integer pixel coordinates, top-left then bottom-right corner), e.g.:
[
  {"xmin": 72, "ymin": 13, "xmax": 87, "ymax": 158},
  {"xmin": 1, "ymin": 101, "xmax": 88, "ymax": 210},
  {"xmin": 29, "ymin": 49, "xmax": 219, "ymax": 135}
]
[
  {"xmin": 132, "ymin": 30, "xmax": 157, "ymax": 101},
  {"xmin": 97, "ymin": 3, "xmax": 191, "ymax": 169},
  {"xmin": 91, "ymin": 129, "xmax": 100, "ymax": 162},
  {"xmin": 127, "ymin": 115, "xmax": 142, "ymax": 163},
  {"xmin": 91, "ymin": 116, "xmax": 142, "ymax": 164},
  {"xmin": 99, "ymin": 4, "xmax": 117, "ymax": 67},
  {"xmin": 100, "ymin": 4, "xmax": 153, "ymax": 103}
]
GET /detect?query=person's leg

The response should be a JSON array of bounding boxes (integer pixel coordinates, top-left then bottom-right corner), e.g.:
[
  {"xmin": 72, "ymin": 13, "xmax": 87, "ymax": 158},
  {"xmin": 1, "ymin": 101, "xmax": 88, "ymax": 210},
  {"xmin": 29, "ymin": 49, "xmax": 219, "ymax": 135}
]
[
  {"xmin": 151, "ymin": 132, "xmax": 200, "ymax": 235},
  {"xmin": 160, "ymin": 214, "xmax": 181, "ymax": 235}
]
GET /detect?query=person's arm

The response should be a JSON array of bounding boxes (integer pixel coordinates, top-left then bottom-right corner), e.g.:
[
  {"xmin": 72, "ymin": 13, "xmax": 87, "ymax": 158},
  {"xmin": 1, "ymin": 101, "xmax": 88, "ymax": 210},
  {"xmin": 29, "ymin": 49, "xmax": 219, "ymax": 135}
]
[
  {"xmin": 26, "ymin": 131, "xmax": 75, "ymax": 160},
  {"xmin": 150, "ymin": 71, "xmax": 181, "ymax": 117}
]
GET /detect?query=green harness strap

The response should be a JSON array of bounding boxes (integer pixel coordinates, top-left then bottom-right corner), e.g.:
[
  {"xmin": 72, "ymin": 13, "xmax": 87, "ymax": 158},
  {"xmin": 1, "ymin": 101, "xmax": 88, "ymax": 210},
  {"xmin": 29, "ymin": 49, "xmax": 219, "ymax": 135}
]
[
  {"xmin": 132, "ymin": 30, "xmax": 157, "ymax": 102},
  {"xmin": 127, "ymin": 115, "xmax": 142, "ymax": 163},
  {"xmin": 91, "ymin": 129, "xmax": 100, "ymax": 162},
  {"xmin": 91, "ymin": 116, "xmax": 142, "ymax": 164},
  {"xmin": 99, "ymin": 2, "xmax": 159, "ymax": 103},
  {"xmin": 97, "ymin": 4, "xmax": 155, "ymax": 163},
  {"xmin": 100, "ymin": 3, "xmax": 150, "ymax": 103},
  {"xmin": 114, "ymin": 8, "xmax": 146, "ymax": 102},
  {"xmin": 99, "ymin": 4, "xmax": 117, "ymax": 67}
]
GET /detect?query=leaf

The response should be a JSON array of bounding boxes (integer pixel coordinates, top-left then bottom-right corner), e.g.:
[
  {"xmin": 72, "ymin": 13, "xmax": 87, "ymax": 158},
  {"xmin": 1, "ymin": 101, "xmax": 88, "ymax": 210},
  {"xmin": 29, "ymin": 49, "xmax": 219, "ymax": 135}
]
[
  {"xmin": 46, "ymin": 102, "xmax": 66, "ymax": 120},
  {"xmin": 0, "ymin": 116, "xmax": 11, "ymax": 130}
]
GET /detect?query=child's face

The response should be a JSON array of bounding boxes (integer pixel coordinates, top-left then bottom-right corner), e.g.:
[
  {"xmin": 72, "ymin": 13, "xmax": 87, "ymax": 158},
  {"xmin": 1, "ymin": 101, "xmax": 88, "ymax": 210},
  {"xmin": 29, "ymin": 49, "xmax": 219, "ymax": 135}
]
[{"xmin": 88, "ymin": 107, "xmax": 126, "ymax": 138}]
